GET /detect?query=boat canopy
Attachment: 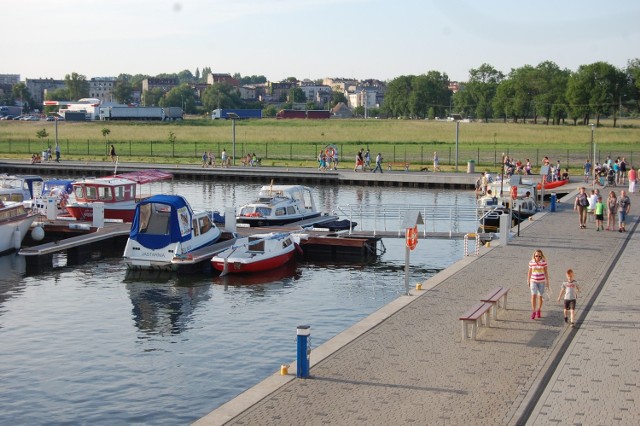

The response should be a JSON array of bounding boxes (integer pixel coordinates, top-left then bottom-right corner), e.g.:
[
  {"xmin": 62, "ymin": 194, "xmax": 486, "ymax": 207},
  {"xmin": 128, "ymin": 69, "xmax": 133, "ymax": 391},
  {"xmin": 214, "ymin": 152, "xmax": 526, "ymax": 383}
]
[
  {"xmin": 41, "ymin": 179, "xmax": 74, "ymax": 196},
  {"xmin": 129, "ymin": 194, "xmax": 194, "ymax": 249},
  {"xmin": 114, "ymin": 170, "xmax": 173, "ymax": 184}
]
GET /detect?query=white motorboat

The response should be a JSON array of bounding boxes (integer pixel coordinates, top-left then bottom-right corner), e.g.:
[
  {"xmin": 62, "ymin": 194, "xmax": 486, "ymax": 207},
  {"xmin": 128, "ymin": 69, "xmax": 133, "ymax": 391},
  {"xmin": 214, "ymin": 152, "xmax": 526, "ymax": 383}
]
[
  {"xmin": 123, "ymin": 194, "xmax": 222, "ymax": 269},
  {"xmin": 0, "ymin": 174, "xmax": 43, "ymax": 208},
  {"xmin": 211, "ymin": 232, "xmax": 303, "ymax": 275},
  {"xmin": 0, "ymin": 200, "xmax": 38, "ymax": 254},
  {"xmin": 237, "ymin": 184, "xmax": 321, "ymax": 227}
]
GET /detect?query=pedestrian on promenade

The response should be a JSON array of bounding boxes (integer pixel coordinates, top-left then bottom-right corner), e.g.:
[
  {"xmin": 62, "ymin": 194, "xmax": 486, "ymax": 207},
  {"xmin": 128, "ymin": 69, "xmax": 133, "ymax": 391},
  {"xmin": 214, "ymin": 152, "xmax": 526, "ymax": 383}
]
[
  {"xmin": 528, "ymin": 249, "xmax": 549, "ymax": 320},
  {"xmin": 55, "ymin": 141, "xmax": 61, "ymax": 162},
  {"xmin": 372, "ymin": 152, "xmax": 383, "ymax": 173},
  {"xmin": 629, "ymin": 166, "xmax": 637, "ymax": 193},
  {"xmin": 574, "ymin": 187, "xmax": 589, "ymax": 229},
  {"xmin": 364, "ymin": 148, "xmax": 371, "ymax": 171},
  {"xmin": 354, "ymin": 149, "xmax": 363, "ymax": 172},
  {"xmin": 618, "ymin": 190, "xmax": 631, "ymax": 232},
  {"xmin": 433, "ymin": 151, "xmax": 440, "ymax": 172},
  {"xmin": 109, "ymin": 144, "xmax": 118, "ymax": 163},
  {"xmin": 221, "ymin": 148, "xmax": 228, "ymax": 167},
  {"xmin": 583, "ymin": 159, "xmax": 592, "ymax": 183},
  {"xmin": 557, "ymin": 268, "xmax": 580, "ymax": 327},
  {"xmin": 606, "ymin": 190, "xmax": 617, "ymax": 231},
  {"xmin": 201, "ymin": 151, "xmax": 208, "ymax": 167},
  {"xmin": 595, "ymin": 195, "xmax": 604, "ymax": 231},
  {"xmin": 619, "ymin": 157, "xmax": 627, "ymax": 185},
  {"xmin": 209, "ymin": 151, "xmax": 215, "ymax": 167}
]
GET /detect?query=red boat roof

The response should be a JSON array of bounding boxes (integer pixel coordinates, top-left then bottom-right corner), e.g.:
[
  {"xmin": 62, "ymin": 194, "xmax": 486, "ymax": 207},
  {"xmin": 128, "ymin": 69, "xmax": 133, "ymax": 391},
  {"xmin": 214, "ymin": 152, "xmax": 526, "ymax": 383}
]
[{"xmin": 114, "ymin": 170, "xmax": 173, "ymax": 184}]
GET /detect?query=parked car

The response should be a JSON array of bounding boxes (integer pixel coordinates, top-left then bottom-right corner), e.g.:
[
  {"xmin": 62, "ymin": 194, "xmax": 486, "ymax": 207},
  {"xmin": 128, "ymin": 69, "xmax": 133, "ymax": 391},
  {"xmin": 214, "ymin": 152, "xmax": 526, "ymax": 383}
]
[{"xmin": 0, "ymin": 115, "xmax": 15, "ymax": 120}]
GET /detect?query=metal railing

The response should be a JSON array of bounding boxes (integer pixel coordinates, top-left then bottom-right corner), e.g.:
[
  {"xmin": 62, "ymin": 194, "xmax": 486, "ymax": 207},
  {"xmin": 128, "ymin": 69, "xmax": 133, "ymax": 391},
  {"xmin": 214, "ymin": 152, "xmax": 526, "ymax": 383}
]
[{"xmin": 335, "ymin": 203, "xmax": 484, "ymax": 236}]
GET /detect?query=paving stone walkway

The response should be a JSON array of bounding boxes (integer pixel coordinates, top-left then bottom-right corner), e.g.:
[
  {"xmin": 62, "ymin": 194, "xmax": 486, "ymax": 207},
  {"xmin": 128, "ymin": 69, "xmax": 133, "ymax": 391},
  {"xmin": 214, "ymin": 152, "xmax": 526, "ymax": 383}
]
[{"xmin": 196, "ymin": 190, "xmax": 639, "ymax": 426}]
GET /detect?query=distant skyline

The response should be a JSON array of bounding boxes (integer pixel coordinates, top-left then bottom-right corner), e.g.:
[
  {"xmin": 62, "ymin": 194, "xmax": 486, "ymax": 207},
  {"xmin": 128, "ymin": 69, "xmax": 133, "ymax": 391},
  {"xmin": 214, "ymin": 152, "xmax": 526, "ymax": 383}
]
[{"xmin": 4, "ymin": 0, "xmax": 640, "ymax": 83}]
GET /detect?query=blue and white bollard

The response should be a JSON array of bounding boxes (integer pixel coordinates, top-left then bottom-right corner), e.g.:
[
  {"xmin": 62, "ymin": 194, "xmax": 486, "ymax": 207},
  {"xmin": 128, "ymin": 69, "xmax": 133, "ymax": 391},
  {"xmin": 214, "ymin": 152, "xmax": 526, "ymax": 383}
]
[
  {"xmin": 296, "ymin": 325, "xmax": 311, "ymax": 378},
  {"xmin": 550, "ymin": 193, "xmax": 557, "ymax": 212}
]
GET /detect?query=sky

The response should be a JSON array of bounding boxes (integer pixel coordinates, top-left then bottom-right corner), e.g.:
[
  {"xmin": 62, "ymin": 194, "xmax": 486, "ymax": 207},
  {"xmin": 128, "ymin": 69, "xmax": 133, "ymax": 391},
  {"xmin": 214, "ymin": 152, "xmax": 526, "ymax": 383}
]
[{"xmin": 4, "ymin": 0, "xmax": 640, "ymax": 83}]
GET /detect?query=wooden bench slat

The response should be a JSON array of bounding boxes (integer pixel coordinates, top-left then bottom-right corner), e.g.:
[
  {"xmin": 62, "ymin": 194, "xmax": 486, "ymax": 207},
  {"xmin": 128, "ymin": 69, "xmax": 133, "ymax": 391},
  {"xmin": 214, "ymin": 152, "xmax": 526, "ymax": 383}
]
[{"xmin": 460, "ymin": 302, "xmax": 493, "ymax": 340}]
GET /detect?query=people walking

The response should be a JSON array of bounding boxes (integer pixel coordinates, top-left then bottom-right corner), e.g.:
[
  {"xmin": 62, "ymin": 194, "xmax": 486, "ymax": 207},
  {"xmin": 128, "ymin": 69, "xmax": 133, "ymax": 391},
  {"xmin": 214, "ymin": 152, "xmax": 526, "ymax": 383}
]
[
  {"xmin": 574, "ymin": 187, "xmax": 589, "ymax": 229},
  {"xmin": 629, "ymin": 166, "xmax": 637, "ymax": 193},
  {"xmin": 583, "ymin": 159, "xmax": 591, "ymax": 183},
  {"xmin": 433, "ymin": 151, "xmax": 440, "ymax": 172},
  {"xmin": 528, "ymin": 249, "xmax": 549, "ymax": 320},
  {"xmin": 221, "ymin": 148, "xmax": 228, "ymax": 167},
  {"xmin": 372, "ymin": 153, "xmax": 383, "ymax": 173},
  {"xmin": 557, "ymin": 269, "xmax": 580, "ymax": 327},
  {"xmin": 595, "ymin": 195, "xmax": 604, "ymax": 231},
  {"xmin": 55, "ymin": 141, "xmax": 61, "ymax": 162},
  {"xmin": 617, "ymin": 190, "xmax": 631, "ymax": 232},
  {"xmin": 606, "ymin": 191, "xmax": 617, "ymax": 231}
]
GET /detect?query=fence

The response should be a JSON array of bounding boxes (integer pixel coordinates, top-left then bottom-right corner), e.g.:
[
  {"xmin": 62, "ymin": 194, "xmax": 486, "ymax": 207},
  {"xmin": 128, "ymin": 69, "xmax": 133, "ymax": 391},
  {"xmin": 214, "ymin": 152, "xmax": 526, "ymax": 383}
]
[{"xmin": 2, "ymin": 138, "xmax": 637, "ymax": 170}]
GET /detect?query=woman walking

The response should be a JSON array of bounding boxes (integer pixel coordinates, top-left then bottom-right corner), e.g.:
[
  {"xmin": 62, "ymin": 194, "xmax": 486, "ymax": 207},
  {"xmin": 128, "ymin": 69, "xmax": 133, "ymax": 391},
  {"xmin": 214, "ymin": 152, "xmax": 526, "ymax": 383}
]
[
  {"xmin": 606, "ymin": 191, "xmax": 617, "ymax": 231},
  {"xmin": 527, "ymin": 249, "xmax": 549, "ymax": 320}
]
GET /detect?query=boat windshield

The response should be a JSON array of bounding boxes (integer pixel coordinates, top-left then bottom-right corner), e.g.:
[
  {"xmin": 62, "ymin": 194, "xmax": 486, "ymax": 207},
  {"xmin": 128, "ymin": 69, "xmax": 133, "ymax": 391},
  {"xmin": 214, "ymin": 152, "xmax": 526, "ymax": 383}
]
[{"xmin": 137, "ymin": 203, "xmax": 171, "ymax": 235}]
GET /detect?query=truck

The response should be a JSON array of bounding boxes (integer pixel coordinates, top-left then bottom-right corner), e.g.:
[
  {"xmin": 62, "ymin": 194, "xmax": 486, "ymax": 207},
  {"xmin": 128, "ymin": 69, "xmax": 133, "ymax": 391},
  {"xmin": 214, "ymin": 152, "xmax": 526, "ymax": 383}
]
[
  {"xmin": 211, "ymin": 108, "xmax": 262, "ymax": 120},
  {"xmin": 276, "ymin": 109, "xmax": 331, "ymax": 119},
  {"xmin": 99, "ymin": 106, "xmax": 165, "ymax": 121},
  {"xmin": 276, "ymin": 109, "xmax": 307, "ymax": 119},
  {"xmin": 0, "ymin": 105, "xmax": 23, "ymax": 117},
  {"xmin": 163, "ymin": 107, "xmax": 184, "ymax": 121}
]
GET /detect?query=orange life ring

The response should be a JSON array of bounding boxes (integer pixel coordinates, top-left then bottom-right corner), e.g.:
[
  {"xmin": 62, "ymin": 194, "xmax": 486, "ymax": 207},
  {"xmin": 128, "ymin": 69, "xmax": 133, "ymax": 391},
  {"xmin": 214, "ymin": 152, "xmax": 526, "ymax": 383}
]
[
  {"xmin": 510, "ymin": 185, "xmax": 518, "ymax": 200},
  {"xmin": 326, "ymin": 147, "xmax": 335, "ymax": 158},
  {"xmin": 406, "ymin": 226, "xmax": 418, "ymax": 250}
]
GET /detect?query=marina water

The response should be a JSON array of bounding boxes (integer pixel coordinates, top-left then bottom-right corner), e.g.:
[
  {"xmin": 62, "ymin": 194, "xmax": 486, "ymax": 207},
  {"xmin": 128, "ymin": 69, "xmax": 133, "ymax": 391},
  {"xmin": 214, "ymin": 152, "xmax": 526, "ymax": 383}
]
[{"xmin": 0, "ymin": 181, "xmax": 477, "ymax": 425}]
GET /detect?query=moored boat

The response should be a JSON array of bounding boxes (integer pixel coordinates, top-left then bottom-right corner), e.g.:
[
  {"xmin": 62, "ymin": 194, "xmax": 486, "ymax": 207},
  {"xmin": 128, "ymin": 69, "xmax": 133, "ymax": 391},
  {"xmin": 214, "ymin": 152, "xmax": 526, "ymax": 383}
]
[
  {"xmin": 123, "ymin": 194, "xmax": 222, "ymax": 269},
  {"xmin": 0, "ymin": 174, "xmax": 43, "ymax": 208},
  {"xmin": 236, "ymin": 185, "xmax": 321, "ymax": 227},
  {"xmin": 65, "ymin": 170, "xmax": 173, "ymax": 222},
  {"xmin": 211, "ymin": 232, "xmax": 302, "ymax": 274},
  {"xmin": 536, "ymin": 179, "xmax": 568, "ymax": 191},
  {"xmin": 0, "ymin": 200, "xmax": 38, "ymax": 254}
]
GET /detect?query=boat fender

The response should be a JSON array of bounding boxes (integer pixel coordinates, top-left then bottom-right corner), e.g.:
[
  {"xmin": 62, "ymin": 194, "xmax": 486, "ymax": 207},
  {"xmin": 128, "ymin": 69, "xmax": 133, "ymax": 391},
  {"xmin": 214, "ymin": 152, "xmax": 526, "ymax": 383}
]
[
  {"xmin": 13, "ymin": 227, "xmax": 21, "ymax": 249},
  {"xmin": 510, "ymin": 185, "xmax": 518, "ymax": 200},
  {"xmin": 31, "ymin": 226, "xmax": 45, "ymax": 242}
]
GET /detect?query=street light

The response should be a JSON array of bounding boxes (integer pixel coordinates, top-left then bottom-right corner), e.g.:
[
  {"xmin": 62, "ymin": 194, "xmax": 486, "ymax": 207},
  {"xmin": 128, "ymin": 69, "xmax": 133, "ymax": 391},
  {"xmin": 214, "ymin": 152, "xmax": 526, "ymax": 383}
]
[
  {"xmin": 590, "ymin": 123, "xmax": 596, "ymax": 170},
  {"xmin": 227, "ymin": 112, "xmax": 240, "ymax": 166}
]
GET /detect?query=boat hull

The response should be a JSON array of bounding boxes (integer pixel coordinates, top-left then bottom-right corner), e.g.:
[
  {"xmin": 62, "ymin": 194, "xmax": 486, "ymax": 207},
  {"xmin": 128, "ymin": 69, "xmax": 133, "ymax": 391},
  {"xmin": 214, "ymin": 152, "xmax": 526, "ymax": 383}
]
[
  {"xmin": 212, "ymin": 249, "xmax": 296, "ymax": 274},
  {"xmin": 66, "ymin": 203, "xmax": 136, "ymax": 222},
  {"xmin": 536, "ymin": 180, "xmax": 568, "ymax": 191},
  {"xmin": 236, "ymin": 212, "xmax": 321, "ymax": 227},
  {"xmin": 0, "ymin": 210, "xmax": 37, "ymax": 254}
]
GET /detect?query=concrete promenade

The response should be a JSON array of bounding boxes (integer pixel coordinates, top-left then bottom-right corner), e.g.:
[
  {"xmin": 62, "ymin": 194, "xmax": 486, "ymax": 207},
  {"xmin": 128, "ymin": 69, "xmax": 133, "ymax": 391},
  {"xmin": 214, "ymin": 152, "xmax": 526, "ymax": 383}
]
[{"xmin": 196, "ymin": 189, "xmax": 639, "ymax": 425}]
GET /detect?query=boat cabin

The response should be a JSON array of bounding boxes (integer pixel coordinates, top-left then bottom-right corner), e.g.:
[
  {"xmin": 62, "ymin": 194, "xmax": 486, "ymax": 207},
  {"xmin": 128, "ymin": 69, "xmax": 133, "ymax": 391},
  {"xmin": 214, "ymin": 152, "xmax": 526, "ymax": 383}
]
[{"xmin": 72, "ymin": 178, "xmax": 136, "ymax": 203}]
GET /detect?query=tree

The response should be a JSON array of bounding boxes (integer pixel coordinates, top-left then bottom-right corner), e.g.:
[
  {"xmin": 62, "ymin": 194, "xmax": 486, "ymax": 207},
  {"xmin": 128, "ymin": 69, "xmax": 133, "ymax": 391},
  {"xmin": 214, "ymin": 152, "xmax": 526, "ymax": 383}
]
[
  {"xmin": 626, "ymin": 58, "xmax": 640, "ymax": 114},
  {"xmin": 36, "ymin": 128, "xmax": 49, "ymax": 141},
  {"xmin": 381, "ymin": 75, "xmax": 413, "ymax": 118},
  {"xmin": 113, "ymin": 78, "xmax": 134, "ymax": 104},
  {"xmin": 566, "ymin": 62, "xmax": 620, "ymax": 126},
  {"xmin": 201, "ymin": 82, "xmax": 242, "ymax": 111},
  {"xmin": 464, "ymin": 63, "xmax": 504, "ymax": 121},
  {"xmin": 142, "ymin": 87, "xmax": 165, "ymax": 107},
  {"xmin": 11, "ymin": 83, "xmax": 32, "ymax": 111},
  {"xmin": 177, "ymin": 69, "xmax": 194, "ymax": 84},
  {"xmin": 161, "ymin": 84, "xmax": 195, "ymax": 113},
  {"xmin": 331, "ymin": 91, "xmax": 347, "ymax": 108},
  {"xmin": 64, "ymin": 72, "xmax": 90, "ymax": 101}
]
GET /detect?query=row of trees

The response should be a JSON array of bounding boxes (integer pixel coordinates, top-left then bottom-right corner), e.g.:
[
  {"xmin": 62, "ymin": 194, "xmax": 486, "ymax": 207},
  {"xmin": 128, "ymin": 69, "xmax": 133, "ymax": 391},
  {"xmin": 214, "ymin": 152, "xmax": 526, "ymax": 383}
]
[{"xmin": 382, "ymin": 59, "xmax": 640, "ymax": 126}]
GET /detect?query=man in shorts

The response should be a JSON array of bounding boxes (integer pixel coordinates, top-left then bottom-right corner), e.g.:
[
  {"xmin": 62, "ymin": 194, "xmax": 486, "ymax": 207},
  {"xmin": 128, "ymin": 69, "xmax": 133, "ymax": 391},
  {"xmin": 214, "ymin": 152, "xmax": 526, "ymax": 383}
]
[{"xmin": 618, "ymin": 190, "xmax": 631, "ymax": 232}]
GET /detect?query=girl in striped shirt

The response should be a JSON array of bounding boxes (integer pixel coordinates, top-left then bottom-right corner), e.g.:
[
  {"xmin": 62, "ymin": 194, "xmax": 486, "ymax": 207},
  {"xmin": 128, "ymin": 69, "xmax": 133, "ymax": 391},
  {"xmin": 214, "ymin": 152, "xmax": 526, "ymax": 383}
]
[{"xmin": 527, "ymin": 249, "xmax": 549, "ymax": 320}]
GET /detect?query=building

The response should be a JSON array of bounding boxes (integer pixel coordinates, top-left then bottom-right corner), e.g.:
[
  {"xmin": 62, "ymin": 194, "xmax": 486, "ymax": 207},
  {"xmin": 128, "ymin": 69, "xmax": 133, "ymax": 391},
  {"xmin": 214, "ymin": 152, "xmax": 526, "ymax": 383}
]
[
  {"xmin": 299, "ymin": 82, "xmax": 332, "ymax": 107},
  {"xmin": 26, "ymin": 78, "xmax": 66, "ymax": 105},
  {"xmin": 0, "ymin": 74, "xmax": 20, "ymax": 85},
  {"xmin": 89, "ymin": 77, "xmax": 117, "ymax": 103},
  {"xmin": 207, "ymin": 73, "xmax": 239, "ymax": 86},
  {"xmin": 141, "ymin": 78, "xmax": 178, "ymax": 93}
]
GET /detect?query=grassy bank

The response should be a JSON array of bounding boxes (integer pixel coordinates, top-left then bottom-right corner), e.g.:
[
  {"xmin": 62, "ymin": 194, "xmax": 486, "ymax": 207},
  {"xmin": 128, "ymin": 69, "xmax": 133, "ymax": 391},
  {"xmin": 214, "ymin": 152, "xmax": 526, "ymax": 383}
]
[{"xmin": 1, "ymin": 118, "xmax": 639, "ymax": 171}]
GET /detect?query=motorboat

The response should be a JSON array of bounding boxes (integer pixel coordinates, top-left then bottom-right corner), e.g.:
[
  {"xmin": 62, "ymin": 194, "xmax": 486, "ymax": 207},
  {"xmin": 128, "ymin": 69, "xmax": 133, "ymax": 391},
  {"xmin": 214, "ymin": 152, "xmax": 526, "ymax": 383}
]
[
  {"xmin": 0, "ymin": 200, "xmax": 38, "ymax": 254},
  {"xmin": 236, "ymin": 185, "xmax": 321, "ymax": 227},
  {"xmin": 0, "ymin": 174, "xmax": 43, "ymax": 208},
  {"xmin": 123, "ymin": 194, "xmax": 222, "ymax": 269},
  {"xmin": 33, "ymin": 178, "xmax": 74, "ymax": 217},
  {"xmin": 477, "ymin": 177, "xmax": 539, "ymax": 231},
  {"xmin": 65, "ymin": 170, "xmax": 173, "ymax": 222},
  {"xmin": 211, "ymin": 232, "xmax": 303, "ymax": 274},
  {"xmin": 536, "ymin": 179, "xmax": 569, "ymax": 191}
]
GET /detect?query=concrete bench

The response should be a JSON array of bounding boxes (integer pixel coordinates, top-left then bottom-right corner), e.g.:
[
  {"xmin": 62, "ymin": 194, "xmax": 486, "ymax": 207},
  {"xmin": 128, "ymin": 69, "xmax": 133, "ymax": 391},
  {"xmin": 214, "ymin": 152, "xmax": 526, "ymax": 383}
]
[
  {"xmin": 481, "ymin": 287, "xmax": 510, "ymax": 320},
  {"xmin": 459, "ymin": 302, "xmax": 493, "ymax": 340},
  {"xmin": 387, "ymin": 162, "xmax": 410, "ymax": 171}
]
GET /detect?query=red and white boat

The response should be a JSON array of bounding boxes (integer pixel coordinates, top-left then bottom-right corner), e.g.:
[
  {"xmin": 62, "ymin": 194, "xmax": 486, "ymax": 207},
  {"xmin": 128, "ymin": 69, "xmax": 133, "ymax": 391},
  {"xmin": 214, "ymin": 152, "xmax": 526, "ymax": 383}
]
[
  {"xmin": 65, "ymin": 170, "xmax": 173, "ymax": 222},
  {"xmin": 211, "ymin": 232, "xmax": 303, "ymax": 275}
]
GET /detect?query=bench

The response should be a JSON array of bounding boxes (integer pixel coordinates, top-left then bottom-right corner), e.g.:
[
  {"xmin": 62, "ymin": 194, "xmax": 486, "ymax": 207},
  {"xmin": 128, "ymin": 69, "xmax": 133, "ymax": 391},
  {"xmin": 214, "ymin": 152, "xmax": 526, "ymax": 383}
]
[
  {"xmin": 387, "ymin": 162, "xmax": 410, "ymax": 171},
  {"xmin": 481, "ymin": 287, "xmax": 510, "ymax": 320},
  {"xmin": 459, "ymin": 302, "xmax": 493, "ymax": 340}
]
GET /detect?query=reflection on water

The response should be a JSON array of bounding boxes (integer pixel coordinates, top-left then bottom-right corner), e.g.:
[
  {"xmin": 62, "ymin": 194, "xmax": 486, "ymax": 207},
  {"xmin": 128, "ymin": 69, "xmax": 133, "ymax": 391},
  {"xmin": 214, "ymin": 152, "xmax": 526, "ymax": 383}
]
[
  {"xmin": 125, "ymin": 270, "xmax": 212, "ymax": 335},
  {"xmin": 212, "ymin": 261, "xmax": 302, "ymax": 288}
]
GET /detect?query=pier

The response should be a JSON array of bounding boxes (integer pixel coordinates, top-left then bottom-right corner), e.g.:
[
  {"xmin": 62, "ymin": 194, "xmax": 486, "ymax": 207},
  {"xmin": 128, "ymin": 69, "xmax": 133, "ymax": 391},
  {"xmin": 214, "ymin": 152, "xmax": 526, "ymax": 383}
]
[{"xmin": 195, "ymin": 187, "xmax": 640, "ymax": 425}]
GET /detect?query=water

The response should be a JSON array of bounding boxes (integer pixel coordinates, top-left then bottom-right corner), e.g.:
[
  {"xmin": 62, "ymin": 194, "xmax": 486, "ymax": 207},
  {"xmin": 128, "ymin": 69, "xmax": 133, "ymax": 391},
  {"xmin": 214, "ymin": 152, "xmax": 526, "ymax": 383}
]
[{"xmin": 0, "ymin": 182, "xmax": 477, "ymax": 425}]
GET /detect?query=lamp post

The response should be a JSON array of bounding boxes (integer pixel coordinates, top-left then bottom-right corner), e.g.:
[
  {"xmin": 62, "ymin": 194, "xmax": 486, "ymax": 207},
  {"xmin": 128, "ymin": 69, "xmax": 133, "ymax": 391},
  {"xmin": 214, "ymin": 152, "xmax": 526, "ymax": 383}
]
[
  {"xmin": 590, "ymin": 123, "xmax": 595, "ymax": 170},
  {"xmin": 227, "ymin": 112, "xmax": 240, "ymax": 166}
]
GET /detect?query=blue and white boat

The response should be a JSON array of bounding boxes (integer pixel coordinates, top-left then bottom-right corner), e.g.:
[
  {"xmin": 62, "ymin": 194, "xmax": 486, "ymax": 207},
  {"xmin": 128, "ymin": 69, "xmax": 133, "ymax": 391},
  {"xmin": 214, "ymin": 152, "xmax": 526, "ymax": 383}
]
[{"xmin": 123, "ymin": 195, "xmax": 222, "ymax": 269}]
